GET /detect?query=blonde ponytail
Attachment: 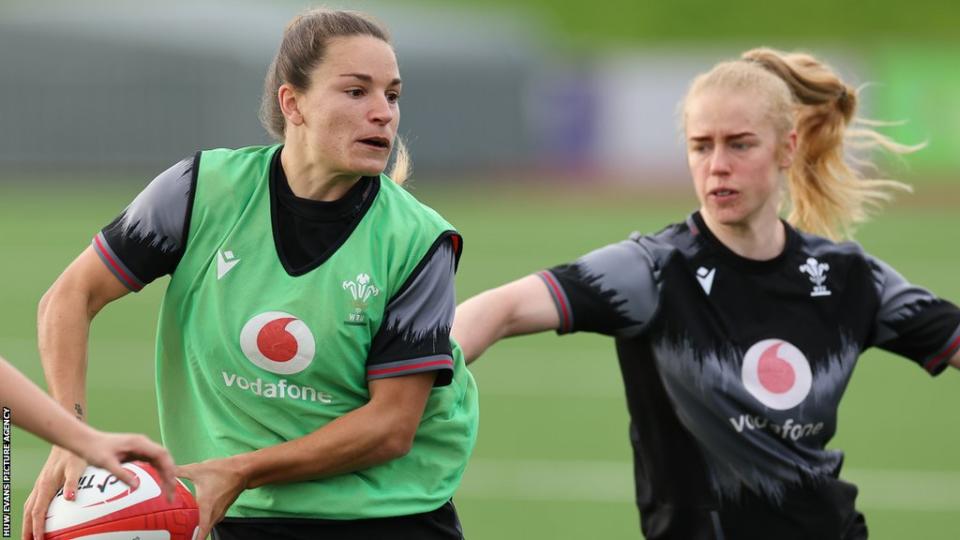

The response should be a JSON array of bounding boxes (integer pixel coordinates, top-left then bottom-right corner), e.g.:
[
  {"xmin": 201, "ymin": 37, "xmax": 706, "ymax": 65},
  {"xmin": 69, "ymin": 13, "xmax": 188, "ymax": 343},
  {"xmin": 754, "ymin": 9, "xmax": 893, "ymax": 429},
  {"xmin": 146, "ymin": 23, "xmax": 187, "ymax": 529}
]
[{"xmin": 742, "ymin": 48, "xmax": 916, "ymax": 240}]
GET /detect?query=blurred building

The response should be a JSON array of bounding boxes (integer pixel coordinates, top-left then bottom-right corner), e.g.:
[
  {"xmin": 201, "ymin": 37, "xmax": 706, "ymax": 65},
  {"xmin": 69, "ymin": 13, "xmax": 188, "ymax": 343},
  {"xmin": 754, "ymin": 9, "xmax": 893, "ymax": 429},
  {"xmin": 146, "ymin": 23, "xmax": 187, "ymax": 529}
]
[
  {"xmin": 0, "ymin": 0, "xmax": 541, "ymax": 176},
  {"xmin": 2, "ymin": 1, "xmax": 956, "ymax": 182}
]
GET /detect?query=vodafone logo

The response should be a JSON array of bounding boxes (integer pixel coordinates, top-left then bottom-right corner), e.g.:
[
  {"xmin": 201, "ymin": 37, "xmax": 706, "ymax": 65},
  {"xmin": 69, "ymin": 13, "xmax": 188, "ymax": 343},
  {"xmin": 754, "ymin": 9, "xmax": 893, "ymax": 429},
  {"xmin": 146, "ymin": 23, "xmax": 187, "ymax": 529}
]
[
  {"xmin": 239, "ymin": 312, "xmax": 315, "ymax": 375},
  {"xmin": 741, "ymin": 339, "xmax": 812, "ymax": 410}
]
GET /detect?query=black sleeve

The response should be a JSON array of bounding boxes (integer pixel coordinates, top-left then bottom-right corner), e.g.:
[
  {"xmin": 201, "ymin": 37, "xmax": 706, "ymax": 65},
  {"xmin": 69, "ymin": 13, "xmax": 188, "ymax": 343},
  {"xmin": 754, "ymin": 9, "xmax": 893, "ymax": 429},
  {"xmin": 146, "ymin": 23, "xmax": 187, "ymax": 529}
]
[
  {"xmin": 366, "ymin": 234, "xmax": 461, "ymax": 387},
  {"xmin": 540, "ymin": 238, "xmax": 660, "ymax": 338},
  {"xmin": 867, "ymin": 255, "xmax": 960, "ymax": 375},
  {"xmin": 92, "ymin": 157, "xmax": 196, "ymax": 291}
]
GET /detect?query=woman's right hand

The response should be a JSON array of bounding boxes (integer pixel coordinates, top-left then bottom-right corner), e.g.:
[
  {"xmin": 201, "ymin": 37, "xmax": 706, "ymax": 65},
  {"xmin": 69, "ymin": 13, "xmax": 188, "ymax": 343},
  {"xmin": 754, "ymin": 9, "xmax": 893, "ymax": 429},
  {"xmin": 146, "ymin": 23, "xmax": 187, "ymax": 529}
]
[{"xmin": 22, "ymin": 446, "xmax": 88, "ymax": 540}]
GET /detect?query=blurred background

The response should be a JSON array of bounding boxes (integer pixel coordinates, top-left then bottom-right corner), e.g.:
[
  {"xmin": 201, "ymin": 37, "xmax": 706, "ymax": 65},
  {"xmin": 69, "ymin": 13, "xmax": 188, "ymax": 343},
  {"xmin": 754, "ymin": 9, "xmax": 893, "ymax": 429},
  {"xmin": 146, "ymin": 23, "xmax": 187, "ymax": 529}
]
[{"xmin": 2, "ymin": 0, "xmax": 958, "ymax": 538}]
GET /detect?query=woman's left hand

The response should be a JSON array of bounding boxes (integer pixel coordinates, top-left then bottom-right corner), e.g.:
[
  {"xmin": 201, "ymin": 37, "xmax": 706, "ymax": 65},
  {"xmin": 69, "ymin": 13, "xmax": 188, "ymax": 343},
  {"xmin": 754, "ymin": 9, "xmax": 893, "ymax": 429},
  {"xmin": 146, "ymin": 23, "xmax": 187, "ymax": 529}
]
[{"xmin": 177, "ymin": 458, "xmax": 248, "ymax": 540}]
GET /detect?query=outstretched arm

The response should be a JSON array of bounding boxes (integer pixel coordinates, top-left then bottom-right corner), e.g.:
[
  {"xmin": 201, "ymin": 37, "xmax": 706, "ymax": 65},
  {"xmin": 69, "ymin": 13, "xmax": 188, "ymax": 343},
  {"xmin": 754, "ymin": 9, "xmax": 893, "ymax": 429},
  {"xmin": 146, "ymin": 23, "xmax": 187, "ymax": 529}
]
[
  {"xmin": 455, "ymin": 239, "xmax": 662, "ymax": 365},
  {"xmin": 453, "ymin": 274, "xmax": 560, "ymax": 364},
  {"xmin": 0, "ymin": 356, "xmax": 176, "ymax": 502}
]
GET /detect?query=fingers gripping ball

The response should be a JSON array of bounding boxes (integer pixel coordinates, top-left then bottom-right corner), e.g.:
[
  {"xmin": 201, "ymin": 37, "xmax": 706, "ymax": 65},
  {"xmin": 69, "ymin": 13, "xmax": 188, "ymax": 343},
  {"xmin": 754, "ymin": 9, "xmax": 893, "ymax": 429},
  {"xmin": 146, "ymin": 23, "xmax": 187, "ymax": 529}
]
[{"xmin": 44, "ymin": 462, "xmax": 199, "ymax": 540}]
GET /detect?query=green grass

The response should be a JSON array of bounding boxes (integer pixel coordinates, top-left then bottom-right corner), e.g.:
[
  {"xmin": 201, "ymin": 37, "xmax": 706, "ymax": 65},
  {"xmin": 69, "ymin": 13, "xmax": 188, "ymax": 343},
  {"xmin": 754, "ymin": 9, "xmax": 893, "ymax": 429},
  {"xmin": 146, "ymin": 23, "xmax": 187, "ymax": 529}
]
[{"xmin": 2, "ymin": 181, "xmax": 959, "ymax": 539}]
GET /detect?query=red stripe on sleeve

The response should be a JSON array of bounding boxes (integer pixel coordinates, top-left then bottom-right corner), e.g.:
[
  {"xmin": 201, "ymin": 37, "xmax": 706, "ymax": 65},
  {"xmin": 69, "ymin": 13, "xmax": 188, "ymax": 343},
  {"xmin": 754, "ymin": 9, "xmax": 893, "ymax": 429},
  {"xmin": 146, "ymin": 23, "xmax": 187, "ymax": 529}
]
[
  {"xmin": 367, "ymin": 358, "xmax": 454, "ymax": 378},
  {"xmin": 924, "ymin": 335, "xmax": 960, "ymax": 372},
  {"xmin": 539, "ymin": 271, "xmax": 571, "ymax": 332},
  {"xmin": 93, "ymin": 235, "xmax": 142, "ymax": 291}
]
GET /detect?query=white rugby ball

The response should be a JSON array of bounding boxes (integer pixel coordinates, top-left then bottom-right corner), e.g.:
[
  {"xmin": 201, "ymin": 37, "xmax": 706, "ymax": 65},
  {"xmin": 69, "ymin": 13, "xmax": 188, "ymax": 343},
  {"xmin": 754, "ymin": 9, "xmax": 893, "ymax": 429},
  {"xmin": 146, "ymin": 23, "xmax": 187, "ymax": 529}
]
[{"xmin": 44, "ymin": 461, "xmax": 199, "ymax": 540}]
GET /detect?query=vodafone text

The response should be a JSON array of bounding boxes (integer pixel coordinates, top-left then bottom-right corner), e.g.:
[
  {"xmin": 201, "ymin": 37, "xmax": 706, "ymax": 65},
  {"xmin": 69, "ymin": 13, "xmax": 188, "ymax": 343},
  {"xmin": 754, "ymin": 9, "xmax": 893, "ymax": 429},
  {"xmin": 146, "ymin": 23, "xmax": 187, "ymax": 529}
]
[
  {"xmin": 730, "ymin": 414, "xmax": 824, "ymax": 441},
  {"xmin": 222, "ymin": 371, "xmax": 333, "ymax": 404}
]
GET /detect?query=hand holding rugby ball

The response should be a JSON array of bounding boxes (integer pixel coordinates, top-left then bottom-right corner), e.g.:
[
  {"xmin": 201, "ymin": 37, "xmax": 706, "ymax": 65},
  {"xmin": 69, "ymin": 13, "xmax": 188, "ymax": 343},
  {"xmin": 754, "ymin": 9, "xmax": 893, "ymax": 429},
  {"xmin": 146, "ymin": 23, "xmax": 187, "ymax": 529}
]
[{"xmin": 44, "ymin": 462, "xmax": 199, "ymax": 540}]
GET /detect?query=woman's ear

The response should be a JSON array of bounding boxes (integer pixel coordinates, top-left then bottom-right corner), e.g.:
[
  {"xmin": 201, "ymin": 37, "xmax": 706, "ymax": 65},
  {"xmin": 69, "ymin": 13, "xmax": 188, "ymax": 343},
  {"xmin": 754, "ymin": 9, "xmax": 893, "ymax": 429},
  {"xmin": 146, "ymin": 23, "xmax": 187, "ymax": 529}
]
[
  {"xmin": 279, "ymin": 84, "xmax": 305, "ymax": 127},
  {"xmin": 779, "ymin": 130, "xmax": 798, "ymax": 170}
]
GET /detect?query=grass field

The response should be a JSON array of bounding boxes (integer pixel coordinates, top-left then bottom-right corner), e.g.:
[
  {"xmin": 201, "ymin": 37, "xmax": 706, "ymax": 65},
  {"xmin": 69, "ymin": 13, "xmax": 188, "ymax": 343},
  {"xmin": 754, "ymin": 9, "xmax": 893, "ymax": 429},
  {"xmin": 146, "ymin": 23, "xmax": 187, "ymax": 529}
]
[{"xmin": 2, "ymin": 180, "xmax": 959, "ymax": 539}]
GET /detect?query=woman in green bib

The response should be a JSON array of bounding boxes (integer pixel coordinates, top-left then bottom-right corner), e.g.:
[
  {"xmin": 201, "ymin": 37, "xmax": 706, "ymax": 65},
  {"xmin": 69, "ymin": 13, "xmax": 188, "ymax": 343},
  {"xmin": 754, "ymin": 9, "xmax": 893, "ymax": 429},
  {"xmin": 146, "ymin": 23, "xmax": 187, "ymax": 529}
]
[{"xmin": 23, "ymin": 9, "xmax": 478, "ymax": 540}]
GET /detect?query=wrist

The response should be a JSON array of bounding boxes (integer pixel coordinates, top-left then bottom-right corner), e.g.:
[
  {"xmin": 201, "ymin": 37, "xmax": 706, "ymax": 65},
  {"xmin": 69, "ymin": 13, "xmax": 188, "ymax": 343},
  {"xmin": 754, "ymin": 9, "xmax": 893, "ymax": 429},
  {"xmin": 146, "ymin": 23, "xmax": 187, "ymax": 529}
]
[
  {"xmin": 223, "ymin": 453, "xmax": 256, "ymax": 490},
  {"xmin": 60, "ymin": 422, "xmax": 99, "ymax": 461}
]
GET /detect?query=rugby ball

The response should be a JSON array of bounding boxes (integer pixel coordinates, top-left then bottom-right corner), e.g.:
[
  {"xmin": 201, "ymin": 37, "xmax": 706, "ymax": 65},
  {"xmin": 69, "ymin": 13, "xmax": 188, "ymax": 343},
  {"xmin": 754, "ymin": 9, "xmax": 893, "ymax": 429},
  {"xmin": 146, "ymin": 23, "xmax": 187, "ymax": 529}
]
[{"xmin": 44, "ymin": 461, "xmax": 199, "ymax": 540}]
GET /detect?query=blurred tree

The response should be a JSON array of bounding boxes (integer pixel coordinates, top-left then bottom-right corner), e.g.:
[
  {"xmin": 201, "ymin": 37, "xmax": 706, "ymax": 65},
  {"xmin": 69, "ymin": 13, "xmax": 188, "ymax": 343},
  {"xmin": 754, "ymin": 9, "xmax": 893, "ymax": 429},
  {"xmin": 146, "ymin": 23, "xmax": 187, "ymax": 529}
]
[{"xmin": 435, "ymin": 0, "xmax": 960, "ymax": 47}]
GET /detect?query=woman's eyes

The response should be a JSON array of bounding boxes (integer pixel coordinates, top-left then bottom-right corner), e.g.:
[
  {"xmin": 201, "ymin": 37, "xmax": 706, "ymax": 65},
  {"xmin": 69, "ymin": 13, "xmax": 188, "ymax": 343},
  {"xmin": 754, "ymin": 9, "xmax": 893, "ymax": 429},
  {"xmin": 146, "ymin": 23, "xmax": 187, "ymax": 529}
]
[{"xmin": 345, "ymin": 88, "xmax": 400, "ymax": 103}]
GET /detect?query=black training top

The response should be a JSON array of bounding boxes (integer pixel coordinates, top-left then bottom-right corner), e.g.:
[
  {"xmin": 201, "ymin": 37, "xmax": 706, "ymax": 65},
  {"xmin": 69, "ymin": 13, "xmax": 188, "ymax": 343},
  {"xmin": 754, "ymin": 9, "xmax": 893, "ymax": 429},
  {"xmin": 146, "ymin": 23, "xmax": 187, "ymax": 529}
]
[{"xmin": 540, "ymin": 211, "xmax": 960, "ymax": 540}]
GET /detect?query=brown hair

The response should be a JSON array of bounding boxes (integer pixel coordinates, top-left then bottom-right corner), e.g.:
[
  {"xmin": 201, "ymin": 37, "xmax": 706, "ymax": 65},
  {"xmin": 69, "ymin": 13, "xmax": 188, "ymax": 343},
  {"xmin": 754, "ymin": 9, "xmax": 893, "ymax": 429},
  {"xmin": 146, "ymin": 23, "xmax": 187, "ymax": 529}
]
[
  {"xmin": 682, "ymin": 48, "xmax": 917, "ymax": 240},
  {"xmin": 260, "ymin": 9, "xmax": 411, "ymax": 184}
]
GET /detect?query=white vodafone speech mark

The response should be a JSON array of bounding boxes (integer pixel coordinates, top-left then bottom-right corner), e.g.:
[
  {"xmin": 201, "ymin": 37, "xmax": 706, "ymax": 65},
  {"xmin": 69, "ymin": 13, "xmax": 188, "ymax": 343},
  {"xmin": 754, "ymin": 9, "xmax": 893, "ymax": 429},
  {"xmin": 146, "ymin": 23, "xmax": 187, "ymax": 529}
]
[
  {"xmin": 741, "ymin": 339, "xmax": 812, "ymax": 410},
  {"xmin": 239, "ymin": 311, "xmax": 315, "ymax": 375}
]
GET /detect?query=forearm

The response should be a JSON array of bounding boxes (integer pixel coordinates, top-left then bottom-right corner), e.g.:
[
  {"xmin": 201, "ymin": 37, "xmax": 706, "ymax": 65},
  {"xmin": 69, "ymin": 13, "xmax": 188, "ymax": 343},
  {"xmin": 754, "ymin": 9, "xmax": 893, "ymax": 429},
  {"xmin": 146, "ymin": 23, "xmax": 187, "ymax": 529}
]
[
  {"xmin": 230, "ymin": 389, "xmax": 422, "ymax": 489},
  {"xmin": 453, "ymin": 288, "xmax": 519, "ymax": 362},
  {"xmin": 37, "ymin": 283, "xmax": 95, "ymax": 419},
  {"xmin": 0, "ymin": 357, "xmax": 97, "ymax": 451}
]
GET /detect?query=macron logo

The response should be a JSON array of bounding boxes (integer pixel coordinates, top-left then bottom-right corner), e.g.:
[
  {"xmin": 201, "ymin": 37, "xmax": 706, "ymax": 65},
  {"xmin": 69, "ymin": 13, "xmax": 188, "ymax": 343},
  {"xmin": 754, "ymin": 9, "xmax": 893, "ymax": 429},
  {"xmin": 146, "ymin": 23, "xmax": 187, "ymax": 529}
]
[
  {"xmin": 216, "ymin": 249, "xmax": 240, "ymax": 280},
  {"xmin": 696, "ymin": 266, "xmax": 716, "ymax": 295}
]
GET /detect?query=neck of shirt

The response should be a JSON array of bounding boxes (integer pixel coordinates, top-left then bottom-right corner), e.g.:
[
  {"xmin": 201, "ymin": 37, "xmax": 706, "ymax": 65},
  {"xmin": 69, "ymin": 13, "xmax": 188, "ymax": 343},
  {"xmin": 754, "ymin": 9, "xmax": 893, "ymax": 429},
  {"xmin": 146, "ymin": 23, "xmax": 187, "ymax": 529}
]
[
  {"xmin": 270, "ymin": 147, "xmax": 379, "ymax": 274},
  {"xmin": 690, "ymin": 211, "xmax": 798, "ymax": 273}
]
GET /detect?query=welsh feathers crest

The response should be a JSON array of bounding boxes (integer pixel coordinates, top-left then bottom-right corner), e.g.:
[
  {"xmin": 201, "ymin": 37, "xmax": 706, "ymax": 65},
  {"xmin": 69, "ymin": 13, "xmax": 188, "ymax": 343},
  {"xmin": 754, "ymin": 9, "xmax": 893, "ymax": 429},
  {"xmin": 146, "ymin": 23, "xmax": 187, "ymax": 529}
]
[
  {"xmin": 799, "ymin": 257, "xmax": 831, "ymax": 297},
  {"xmin": 343, "ymin": 273, "xmax": 380, "ymax": 324}
]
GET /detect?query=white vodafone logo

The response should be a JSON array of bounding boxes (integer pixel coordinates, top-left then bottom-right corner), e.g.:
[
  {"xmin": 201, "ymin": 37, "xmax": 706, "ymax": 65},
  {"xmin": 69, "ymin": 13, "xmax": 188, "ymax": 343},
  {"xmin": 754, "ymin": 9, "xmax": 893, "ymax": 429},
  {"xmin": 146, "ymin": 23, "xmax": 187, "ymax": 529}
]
[
  {"xmin": 741, "ymin": 339, "xmax": 812, "ymax": 410},
  {"xmin": 239, "ymin": 312, "xmax": 315, "ymax": 375}
]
